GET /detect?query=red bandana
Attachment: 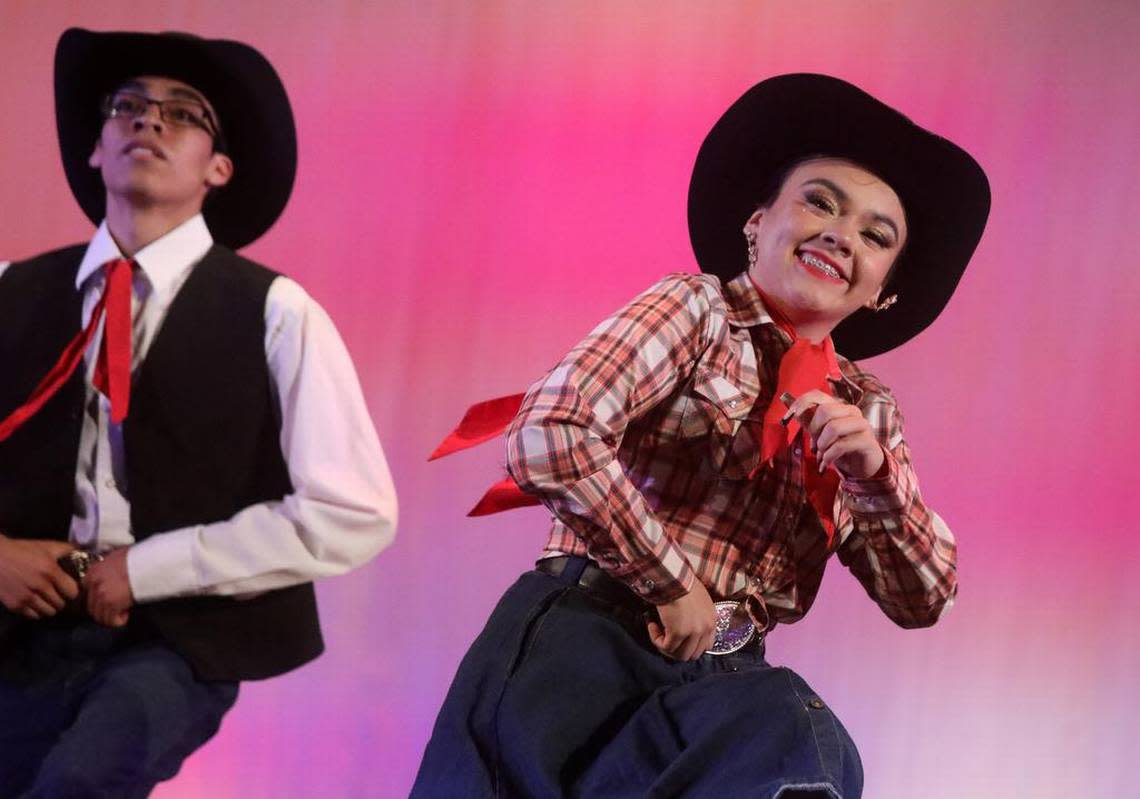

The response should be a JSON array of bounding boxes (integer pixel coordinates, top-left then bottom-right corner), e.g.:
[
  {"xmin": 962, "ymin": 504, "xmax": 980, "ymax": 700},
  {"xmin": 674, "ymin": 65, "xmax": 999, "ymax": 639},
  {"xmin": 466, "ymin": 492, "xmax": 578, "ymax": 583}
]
[
  {"xmin": 748, "ymin": 275, "xmax": 842, "ymax": 546},
  {"xmin": 428, "ymin": 394, "xmax": 536, "ymax": 515}
]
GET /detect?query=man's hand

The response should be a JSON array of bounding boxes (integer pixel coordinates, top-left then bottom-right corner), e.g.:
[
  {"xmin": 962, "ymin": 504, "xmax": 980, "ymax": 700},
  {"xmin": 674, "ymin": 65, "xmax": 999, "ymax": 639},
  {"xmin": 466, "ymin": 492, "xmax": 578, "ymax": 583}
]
[
  {"xmin": 85, "ymin": 547, "xmax": 133, "ymax": 627},
  {"xmin": 647, "ymin": 579, "xmax": 717, "ymax": 661},
  {"xmin": 783, "ymin": 390, "xmax": 886, "ymax": 479},
  {"xmin": 0, "ymin": 534, "xmax": 81, "ymax": 619}
]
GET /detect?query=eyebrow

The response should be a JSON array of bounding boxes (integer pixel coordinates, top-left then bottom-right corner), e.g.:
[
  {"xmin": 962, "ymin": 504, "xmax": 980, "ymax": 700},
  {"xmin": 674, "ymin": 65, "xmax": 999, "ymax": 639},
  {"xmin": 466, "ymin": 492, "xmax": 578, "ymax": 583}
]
[
  {"xmin": 115, "ymin": 79, "xmax": 210, "ymax": 108},
  {"xmin": 800, "ymin": 178, "xmax": 902, "ymax": 242},
  {"xmin": 167, "ymin": 86, "xmax": 211, "ymax": 106}
]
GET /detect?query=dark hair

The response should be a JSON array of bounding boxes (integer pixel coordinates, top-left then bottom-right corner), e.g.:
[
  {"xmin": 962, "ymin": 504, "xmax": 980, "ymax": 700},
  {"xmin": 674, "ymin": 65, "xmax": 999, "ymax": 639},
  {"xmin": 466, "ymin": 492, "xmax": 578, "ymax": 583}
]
[{"xmin": 751, "ymin": 157, "xmax": 806, "ymax": 211}]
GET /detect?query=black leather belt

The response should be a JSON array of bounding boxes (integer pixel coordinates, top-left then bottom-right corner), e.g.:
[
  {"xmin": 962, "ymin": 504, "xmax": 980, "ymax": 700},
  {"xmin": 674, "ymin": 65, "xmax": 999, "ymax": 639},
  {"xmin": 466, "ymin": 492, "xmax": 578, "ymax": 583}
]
[{"xmin": 535, "ymin": 555, "xmax": 645, "ymax": 614}]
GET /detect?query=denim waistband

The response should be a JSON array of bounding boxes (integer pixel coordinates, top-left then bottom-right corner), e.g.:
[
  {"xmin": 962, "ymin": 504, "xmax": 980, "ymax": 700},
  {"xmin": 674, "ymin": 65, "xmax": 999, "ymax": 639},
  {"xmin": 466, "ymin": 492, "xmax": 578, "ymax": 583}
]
[{"xmin": 534, "ymin": 555, "xmax": 765, "ymax": 660}]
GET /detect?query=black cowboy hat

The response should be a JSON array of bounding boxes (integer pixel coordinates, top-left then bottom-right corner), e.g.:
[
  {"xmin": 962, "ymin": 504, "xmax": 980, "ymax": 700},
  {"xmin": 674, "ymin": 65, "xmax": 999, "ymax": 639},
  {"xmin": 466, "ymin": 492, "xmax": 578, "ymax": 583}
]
[
  {"xmin": 688, "ymin": 73, "xmax": 990, "ymax": 360},
  {"xmin": 54, "ymin": 27, "xmax": 296, "ymax": 250}
]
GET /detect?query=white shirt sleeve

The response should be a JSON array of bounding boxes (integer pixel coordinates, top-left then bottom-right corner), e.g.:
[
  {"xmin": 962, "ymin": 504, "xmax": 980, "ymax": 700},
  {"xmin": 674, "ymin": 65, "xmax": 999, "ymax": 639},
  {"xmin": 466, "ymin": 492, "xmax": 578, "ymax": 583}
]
[{"xmin": 126, "ymin": 276, "xmax": 397, "ymax": 600}]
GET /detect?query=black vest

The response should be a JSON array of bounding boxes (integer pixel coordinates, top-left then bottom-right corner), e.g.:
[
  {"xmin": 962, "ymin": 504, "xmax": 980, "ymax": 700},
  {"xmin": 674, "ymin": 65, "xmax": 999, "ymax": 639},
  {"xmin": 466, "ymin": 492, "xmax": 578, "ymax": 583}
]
[{"xmin": 0, "ymin": 244, "xmax": 323, "ymax": 681}]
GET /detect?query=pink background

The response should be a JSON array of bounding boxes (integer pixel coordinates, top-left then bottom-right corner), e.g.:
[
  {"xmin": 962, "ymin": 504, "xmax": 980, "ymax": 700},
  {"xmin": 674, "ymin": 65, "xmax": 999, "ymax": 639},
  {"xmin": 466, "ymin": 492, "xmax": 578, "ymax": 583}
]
[{"xmin": 2, "ymin": 2, "xmax": 1137, "ymax": 796}]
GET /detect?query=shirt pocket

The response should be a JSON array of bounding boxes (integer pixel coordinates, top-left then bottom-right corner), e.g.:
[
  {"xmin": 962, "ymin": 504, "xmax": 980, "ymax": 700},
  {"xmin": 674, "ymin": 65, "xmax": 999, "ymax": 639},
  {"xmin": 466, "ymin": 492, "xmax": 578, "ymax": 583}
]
[
  {"xmin": 678, "ymin": 372, "xmax": 751, "ymax": 438},
  {"xmin": 677, "ymin": 371, "xmax": 766, "ymax": 479}
]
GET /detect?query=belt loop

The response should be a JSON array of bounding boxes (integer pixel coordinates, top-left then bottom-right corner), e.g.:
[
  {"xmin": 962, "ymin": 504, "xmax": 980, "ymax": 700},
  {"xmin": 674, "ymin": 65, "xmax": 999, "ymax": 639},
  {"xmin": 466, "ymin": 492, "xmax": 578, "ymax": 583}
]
[{"xmin": 560, "ymin": 556, "xmax": 590, "ymax": 584}]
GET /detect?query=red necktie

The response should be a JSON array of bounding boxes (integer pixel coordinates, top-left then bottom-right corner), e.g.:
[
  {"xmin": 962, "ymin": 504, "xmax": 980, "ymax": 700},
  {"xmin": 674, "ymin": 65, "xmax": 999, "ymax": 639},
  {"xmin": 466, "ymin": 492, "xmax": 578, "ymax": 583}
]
[{"xmin": 0, "ymin": 258, "xmax": 133, "ymax": 443}]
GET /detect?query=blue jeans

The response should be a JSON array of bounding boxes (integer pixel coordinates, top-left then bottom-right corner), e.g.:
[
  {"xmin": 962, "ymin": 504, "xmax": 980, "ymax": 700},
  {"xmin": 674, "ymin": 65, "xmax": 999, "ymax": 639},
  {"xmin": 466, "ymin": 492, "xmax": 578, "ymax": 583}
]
[
  {"xmin": 412, "ymin": 558, "xmax": 862, "ymax": 798},
  {"xmin": 0, "ymin": 619, "xmax": 238, "ymax": 798}
]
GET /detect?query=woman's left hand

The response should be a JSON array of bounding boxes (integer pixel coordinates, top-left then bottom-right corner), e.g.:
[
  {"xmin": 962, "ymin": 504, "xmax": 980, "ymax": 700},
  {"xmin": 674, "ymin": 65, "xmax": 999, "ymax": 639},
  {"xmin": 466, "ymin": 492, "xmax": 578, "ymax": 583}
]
[{"xmin": 782, "ymin": 390, "xmax": 886, "ymax": 479}]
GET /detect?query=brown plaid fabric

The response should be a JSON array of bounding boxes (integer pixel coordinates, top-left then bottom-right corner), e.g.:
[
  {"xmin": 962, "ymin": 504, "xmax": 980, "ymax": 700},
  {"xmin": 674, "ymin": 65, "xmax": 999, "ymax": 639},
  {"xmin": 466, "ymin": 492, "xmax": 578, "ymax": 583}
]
[{"xmin": 506, "ymin": 272, "xmax": 957, "ymax": 630}]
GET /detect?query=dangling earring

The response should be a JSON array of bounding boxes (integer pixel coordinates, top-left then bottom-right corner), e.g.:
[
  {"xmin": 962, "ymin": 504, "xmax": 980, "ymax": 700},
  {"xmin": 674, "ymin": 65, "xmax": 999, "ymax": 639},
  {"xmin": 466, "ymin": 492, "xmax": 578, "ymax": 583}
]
[
  {"xmin": 746, "ymin": 231, "xmax": 758, "ymax": 271},
  {"xmin": 871, "ymin": 294, "xmax": 898, "ymax": 312}
]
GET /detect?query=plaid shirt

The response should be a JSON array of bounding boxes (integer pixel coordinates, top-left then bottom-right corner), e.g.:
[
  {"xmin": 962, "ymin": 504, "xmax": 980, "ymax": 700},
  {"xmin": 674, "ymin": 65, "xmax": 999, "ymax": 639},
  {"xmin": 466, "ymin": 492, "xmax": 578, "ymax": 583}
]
[{"xmin": 506, "ymin": 272, "xmax": 957, "ymax": 630}]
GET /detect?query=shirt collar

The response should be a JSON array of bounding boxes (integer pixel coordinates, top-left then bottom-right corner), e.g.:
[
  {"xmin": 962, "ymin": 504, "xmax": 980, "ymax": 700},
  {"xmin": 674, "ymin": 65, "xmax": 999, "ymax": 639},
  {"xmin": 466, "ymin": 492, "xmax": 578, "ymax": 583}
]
[
  {"xmin": 75, "ymin": 214, "xmax": 214, "ymax": 298},
  {"xmin": 722, "ymin": 271, "xmax": 778, "ymax": 330},
  {"xmin": 720, "ymin": 270, "xmax": 865, "ymax": 402}
]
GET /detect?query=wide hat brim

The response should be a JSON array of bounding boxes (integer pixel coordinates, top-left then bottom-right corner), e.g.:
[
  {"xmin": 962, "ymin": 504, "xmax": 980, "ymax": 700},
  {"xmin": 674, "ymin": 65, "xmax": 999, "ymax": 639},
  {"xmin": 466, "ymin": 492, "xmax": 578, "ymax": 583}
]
[
  {"xmin": 55, "ymin": 28, "xmax": 297, "ymax": 250},
  {"xmin": 688, "ymin": 73, "xmax": 990, "ymax": 360}
]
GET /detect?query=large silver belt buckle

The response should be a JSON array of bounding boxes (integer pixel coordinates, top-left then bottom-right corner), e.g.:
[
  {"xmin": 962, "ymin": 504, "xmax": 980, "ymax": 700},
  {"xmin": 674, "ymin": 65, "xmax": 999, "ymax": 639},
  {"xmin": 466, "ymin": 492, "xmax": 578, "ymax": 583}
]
[{"xmin": 705, "ymin": 601, "xmax": 757, "ymax": 655}]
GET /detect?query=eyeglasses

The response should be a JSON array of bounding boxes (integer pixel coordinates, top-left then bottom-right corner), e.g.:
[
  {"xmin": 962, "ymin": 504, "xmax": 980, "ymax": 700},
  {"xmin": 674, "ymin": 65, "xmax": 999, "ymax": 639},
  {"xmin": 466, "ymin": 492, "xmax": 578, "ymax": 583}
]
[{"xmin": 102, "ymin": 90, "xmax": 223, "ymax": 145}]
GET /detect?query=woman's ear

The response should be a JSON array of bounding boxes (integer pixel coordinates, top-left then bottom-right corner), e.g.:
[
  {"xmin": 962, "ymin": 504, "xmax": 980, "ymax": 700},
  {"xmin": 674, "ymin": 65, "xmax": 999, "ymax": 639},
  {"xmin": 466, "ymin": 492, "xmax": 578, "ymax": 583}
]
[{"xmin": 742, "ymin": 208, "xmax": 764, "ymax": 236}]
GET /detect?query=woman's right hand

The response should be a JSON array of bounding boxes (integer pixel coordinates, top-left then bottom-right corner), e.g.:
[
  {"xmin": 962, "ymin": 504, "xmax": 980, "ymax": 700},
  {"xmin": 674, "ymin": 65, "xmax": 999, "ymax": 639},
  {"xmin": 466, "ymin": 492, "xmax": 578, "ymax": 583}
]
[{"xmin": 647, "ymin": 579, "xmax": 718, "ymax": 661}]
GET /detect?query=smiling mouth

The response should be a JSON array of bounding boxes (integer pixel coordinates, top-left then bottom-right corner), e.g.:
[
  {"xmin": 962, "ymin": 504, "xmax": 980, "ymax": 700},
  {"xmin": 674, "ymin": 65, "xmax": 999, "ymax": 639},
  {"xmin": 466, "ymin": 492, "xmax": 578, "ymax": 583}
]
[{"xmin": 796, "ymin": 251, "xmax": 847, "ymax": 283}]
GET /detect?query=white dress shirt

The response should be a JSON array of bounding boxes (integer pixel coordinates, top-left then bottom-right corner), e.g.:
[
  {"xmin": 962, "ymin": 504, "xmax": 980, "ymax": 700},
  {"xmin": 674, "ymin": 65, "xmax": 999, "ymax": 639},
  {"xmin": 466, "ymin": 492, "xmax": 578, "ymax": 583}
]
[{"xmin": 0, "ymin": 215, "xmax": 397, "ymax": 602}]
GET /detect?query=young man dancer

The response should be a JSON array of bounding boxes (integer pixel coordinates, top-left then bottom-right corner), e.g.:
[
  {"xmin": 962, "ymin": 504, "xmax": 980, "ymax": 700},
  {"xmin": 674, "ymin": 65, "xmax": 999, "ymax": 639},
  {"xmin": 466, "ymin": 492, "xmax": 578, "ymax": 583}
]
[
  {"xmin": 415, "ymin": 74, "xmax": 989, "ymax": 797},
  {"xmin": 0, "ymin": 29, "xmax": 396, "ymax": 797}
]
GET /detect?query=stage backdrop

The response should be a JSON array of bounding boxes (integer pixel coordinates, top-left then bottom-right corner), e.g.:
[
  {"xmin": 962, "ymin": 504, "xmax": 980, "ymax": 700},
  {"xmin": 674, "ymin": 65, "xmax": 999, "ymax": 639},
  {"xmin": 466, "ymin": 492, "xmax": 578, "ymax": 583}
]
[{"xmin": 2, "ymin": 1, "xmax": 1136, "ymax": 796}]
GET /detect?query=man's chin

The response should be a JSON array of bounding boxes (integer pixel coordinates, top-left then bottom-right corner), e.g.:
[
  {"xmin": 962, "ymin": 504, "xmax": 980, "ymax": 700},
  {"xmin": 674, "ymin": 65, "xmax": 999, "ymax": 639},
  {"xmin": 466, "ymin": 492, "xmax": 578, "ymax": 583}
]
[{"xmin": 103, "ymin": 181, "xmax": 202, "ymax": 212}]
